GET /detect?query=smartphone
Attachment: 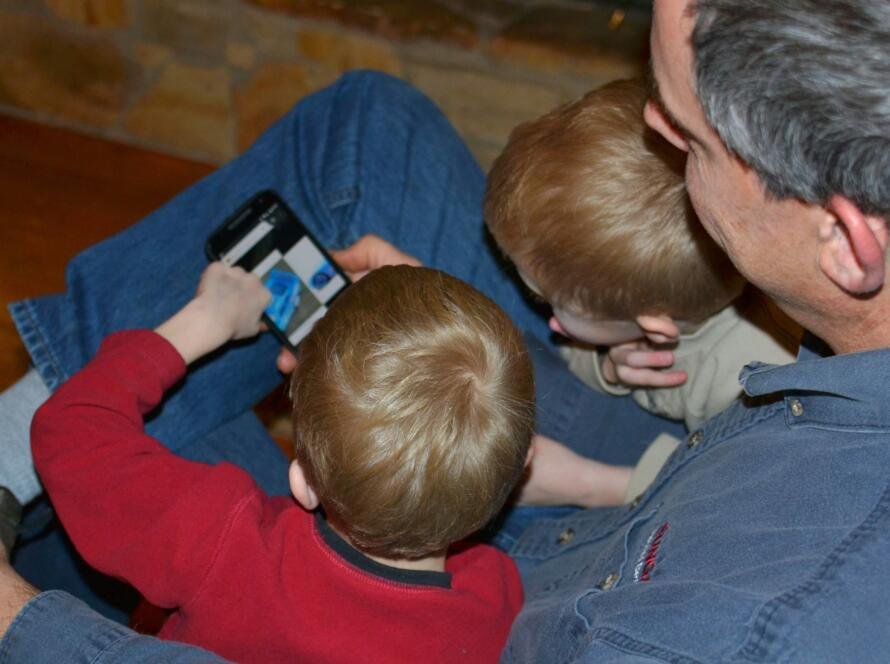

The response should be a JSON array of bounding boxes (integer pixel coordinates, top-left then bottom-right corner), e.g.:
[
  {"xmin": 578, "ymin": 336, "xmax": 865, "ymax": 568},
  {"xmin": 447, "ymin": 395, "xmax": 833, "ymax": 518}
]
[{"xmin": 206, "ymin": 190, "xmax": 350, "ymax": 352}]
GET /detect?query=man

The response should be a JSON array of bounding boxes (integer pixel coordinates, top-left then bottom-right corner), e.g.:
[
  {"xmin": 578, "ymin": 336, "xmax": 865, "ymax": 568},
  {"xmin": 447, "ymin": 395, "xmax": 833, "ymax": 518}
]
[
  {"xmin": 4, "ymin": 1, "xmax": 889, "ymax": 661},
  {"xmin": 500, "ymin": 1, "xmax": 890, "ymax": 660}
]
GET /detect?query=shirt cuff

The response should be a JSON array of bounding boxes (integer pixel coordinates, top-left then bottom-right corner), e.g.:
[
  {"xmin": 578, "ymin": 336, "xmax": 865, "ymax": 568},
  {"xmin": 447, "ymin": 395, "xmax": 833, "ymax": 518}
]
[{"xmin": 0, "ymin": 590, "xmax": 225, "ymax": 663}]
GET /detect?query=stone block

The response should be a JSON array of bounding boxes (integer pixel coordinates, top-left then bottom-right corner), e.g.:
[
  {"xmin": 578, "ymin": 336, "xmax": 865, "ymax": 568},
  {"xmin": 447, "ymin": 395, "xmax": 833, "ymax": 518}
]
[
  {"xmin": 440, "ymin": 0, "xmax": 525, "ymax": 29},
  {"xmin": 43, "ymin": 0, "xmax": 129, "ymax": 27},
  {"xmin": 408, "ymin": 63, "xmax": 563, "ymax": 151},
  {"xmin": 298, "ymin": 29, "xmax": 403, "ymax": 78},
  {"xmin": 0, "ymin": 1, "xmax": 39, "ymax": 11},
  {"xmin": 227, "ymin": 41, "xmax": 257, "ymax": 70},
  {"xmin": 244, "ymin": 0, "xmax": 477, "ymax": 47},
  {"xmin": 489, "ymin": 6, "xmax": 649, "ymax": 79},
  {"xmin": 136, "ymin": 41, "xmax": 173, "ymax": 72},
  {"xmin": 242, "ymin": 6, "xmax": 300, "ymax": 60},
  {"xmin": 236, "ymin": 61, "xmax": 330, "ymax": 152},
  {"xmin": 141, "ymin": 0, "xmax": 231, "ymax": 60},
  {"xmin": 124, "ymin": 62, "xmax": 233, "ymax": 162},
  {"xmin": 0, "ymin": 11, "xmax": 138, "ymax": 126}
]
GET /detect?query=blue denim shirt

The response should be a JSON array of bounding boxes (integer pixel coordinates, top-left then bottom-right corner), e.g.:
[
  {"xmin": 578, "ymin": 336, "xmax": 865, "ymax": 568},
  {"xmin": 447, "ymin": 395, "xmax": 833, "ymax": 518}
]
[{"xmin": 505, "ymin": 341, "xmax": 890, "ymax": 663}]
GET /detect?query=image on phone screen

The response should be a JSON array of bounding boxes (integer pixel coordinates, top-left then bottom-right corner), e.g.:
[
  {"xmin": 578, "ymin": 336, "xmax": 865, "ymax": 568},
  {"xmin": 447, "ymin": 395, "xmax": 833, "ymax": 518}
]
[{"xmin": 215, "ymin": 196, "xmax": 348, "ymax": 349}]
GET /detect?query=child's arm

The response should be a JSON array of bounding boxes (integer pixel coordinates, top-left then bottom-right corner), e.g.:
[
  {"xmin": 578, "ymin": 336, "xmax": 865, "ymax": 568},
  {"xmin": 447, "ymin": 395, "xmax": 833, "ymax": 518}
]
[
  {"xmin": 155, "ymin": 261, "xmax": 271, "ymax": 364},
  {"xmin": 516, "ymin": 435, "xmax": 632, "ymax": 508},
  {"xmin": 31, "ymin": 264, "xmax": 271, "ymax": 609}
]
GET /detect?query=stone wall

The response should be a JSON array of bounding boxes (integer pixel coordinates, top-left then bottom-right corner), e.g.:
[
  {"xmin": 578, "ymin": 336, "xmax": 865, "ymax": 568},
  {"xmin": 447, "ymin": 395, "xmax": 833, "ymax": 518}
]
[{"xmin": 0, "ymin": 0, "xmax": 650, "ymax": 169}]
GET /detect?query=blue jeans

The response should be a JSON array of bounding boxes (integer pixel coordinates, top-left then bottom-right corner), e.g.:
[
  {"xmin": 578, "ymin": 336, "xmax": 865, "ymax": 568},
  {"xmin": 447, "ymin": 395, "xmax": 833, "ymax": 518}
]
[{"xmin": 10, "ymin": 71, "xmax": 681, "ymax": 628}]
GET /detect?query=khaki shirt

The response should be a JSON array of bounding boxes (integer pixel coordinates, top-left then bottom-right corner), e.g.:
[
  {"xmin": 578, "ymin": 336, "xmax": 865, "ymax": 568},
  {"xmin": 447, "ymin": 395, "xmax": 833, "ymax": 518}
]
[{"xmin": 560, "ymin": 291, "xmax": 802, "ymax": 431}]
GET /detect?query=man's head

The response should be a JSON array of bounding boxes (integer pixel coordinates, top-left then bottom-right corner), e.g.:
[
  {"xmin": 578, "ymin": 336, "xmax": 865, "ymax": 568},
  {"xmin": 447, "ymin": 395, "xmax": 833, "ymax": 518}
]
[
  {"xmin": 485, "ymin": 77, "xmax": 742, "ymax": 348},
  {"xmin": 645, "ymin": 0, "xmax": 890, "ymax": 352},
  {"xmin": 288, "ymin": 265, "xmax": 534, "ymax": 560}
]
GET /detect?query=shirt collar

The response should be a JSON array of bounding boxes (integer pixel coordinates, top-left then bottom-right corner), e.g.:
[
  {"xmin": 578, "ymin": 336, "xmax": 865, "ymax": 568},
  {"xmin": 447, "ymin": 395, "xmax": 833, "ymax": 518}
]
[
  {"xmin": 313, "ymin": 512, "xmax": 452, "ymax": 589},
  {"xmin": 740, "ymin": 334, "xmax": 890, "ymax": 430}
]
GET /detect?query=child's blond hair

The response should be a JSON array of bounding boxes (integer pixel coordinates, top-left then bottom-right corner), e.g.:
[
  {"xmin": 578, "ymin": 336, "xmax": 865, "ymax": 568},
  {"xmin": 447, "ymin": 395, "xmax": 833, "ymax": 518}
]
[
  {"xmin": 485, "ymin": 78, "xmax": 742, "ymax": 322},
  {"xmin": 291, "ymin": 265, "xmax": 534, "ymax": 559}
]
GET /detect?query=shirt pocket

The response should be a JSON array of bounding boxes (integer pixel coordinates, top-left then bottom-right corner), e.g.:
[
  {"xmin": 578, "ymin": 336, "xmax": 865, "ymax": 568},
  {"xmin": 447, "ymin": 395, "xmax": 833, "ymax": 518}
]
[{"xmin": 572, "ymin": 507, "xmax": 663, "ymax": 627}]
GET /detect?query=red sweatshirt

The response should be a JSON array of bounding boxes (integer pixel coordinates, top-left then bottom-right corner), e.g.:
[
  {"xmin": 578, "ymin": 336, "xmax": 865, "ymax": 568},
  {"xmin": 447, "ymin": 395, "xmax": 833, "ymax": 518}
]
[{"xmin": 32, "ymin": 330, "xmax": 523, "ymax": 663}]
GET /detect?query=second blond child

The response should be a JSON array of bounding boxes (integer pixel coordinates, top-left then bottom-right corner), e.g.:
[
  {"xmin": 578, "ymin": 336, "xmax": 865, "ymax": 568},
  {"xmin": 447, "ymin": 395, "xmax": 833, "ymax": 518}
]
[{"xmin": 485, "ymin": 78, "xmax": 800, "ymax": 503}]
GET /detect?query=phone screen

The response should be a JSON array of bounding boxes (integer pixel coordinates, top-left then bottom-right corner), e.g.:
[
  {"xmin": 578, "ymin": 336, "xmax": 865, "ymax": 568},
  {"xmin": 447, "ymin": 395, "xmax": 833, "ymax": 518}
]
[{"xmin": 210, "ymin": 193, "xmax": 349, "ymax": 350}]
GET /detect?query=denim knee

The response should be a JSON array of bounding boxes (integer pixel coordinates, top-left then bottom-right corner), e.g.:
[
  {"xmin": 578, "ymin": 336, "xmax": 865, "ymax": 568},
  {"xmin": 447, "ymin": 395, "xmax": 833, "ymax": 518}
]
[{"xmin": 337, "ymin": 69, "xmax": 436, "ymax": 117}]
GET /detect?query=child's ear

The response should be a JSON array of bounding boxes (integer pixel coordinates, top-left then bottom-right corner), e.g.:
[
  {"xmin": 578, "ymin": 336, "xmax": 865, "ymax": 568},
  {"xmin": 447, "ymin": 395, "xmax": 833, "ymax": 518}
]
[
  {"xmin": 288, "ymin": 460, "xmax": 319, "ymax": 511},
  {"xmin": 635, "ymin": 315, "xmax": 680, "ymax": 344},
  {"xmin": 819, "ymin": 195, "xmax": 888, "ymax": 294},
  {"xmin": 525, "ymin": 440, "xmax": 536, "ymax": 468}
]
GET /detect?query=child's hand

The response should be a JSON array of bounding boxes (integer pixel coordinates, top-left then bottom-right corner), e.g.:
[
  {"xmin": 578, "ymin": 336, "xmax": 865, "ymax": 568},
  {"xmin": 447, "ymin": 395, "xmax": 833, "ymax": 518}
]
[
  {"xmin": 156, "ymin": 263, "xmax": 271, "ymax": 364},
  {"xmin": 193, "ymin": 262, "xmax": 271, "ymax": 340},
  {"xmin": 601, "ymin": 340, "xmax": 687, "ymax": 388},
  {"xmin": 517, "ymin": 435, "xmax": 631, "ymax": 508}
]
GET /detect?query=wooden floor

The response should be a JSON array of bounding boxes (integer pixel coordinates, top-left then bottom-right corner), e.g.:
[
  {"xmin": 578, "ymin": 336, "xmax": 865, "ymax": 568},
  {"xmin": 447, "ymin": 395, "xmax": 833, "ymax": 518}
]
[
  {"xmin": 0, "ymin": 115, "xmax": 213, "ymax": 390},
  {"xmin": 0, "ymin": 114, "xmax": 293, "ymax": 455}
]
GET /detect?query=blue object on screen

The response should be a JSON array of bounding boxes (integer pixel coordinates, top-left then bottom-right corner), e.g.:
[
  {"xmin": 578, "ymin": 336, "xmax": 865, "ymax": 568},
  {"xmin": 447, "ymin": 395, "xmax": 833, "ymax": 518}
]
[
  {"xmin": 264, "ymin": 269, "xmax": 302, "ymax": 330},
  {"xmin": 310, "ymin": 261, "xmax": 337, "ymax": 289}
]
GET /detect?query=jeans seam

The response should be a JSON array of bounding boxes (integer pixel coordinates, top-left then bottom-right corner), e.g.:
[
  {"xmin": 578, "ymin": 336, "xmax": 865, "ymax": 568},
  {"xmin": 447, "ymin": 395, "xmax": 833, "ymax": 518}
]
[
  {"xmin": 321, "ymin": 186, "xmax": 359, "ymax": 209},
  {"xmin": 429, "ymin": 163, "xmax": 453, "ymax": 271},
  {"xmin": 8, "ymin": 300, "xmax": 67, "ymax": 391}
]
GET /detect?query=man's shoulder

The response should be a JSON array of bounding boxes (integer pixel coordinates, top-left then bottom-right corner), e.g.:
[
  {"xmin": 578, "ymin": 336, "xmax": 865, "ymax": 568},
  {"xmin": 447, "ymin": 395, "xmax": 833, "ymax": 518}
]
[{"xmin": 509, "ymin": 397, "xmax": 890, "ymax": 663}]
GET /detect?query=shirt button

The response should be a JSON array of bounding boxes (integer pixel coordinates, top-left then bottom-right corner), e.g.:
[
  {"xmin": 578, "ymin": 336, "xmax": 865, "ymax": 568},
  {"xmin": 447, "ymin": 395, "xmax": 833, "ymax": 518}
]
[
  {"xmin": 556, "ymin": 528, "xmax": 575, "ymax": 545},
  {"xmin": 687, "ymin": 430, "xmax": 704, "ymax": 449},
  {"xmin": 599, "ymin": 571, "xmax": 619, "ymax": 590},
  {"xmin": 789, "ymin": 399, "xmax": 804, "ymax": 417}
]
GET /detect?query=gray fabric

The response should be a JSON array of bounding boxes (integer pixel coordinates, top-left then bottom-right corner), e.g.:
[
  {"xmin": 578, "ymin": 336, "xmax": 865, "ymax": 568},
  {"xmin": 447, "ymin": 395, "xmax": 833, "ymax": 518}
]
[{"xmin": 0, "ymin": 369, "xmax": 48, "ymax": 504}]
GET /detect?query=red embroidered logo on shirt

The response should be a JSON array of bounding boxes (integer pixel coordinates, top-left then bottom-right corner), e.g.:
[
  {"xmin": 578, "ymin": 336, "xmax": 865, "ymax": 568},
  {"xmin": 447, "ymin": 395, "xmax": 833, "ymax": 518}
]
[{"xmin": 634, "ymin": 523, "xmax": 669, "ymax": 583}]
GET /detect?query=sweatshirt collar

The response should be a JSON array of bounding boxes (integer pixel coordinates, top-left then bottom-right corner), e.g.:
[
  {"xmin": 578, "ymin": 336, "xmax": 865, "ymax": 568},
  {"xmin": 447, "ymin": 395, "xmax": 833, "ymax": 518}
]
[{"xmin": 314, "ymin": 512, "xmax": 452, "ymax": 589}]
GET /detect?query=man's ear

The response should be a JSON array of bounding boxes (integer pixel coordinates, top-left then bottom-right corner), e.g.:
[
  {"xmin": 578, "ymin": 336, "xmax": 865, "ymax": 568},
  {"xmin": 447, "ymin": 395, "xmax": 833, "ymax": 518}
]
[
  {"xmin": 289, "ymin": 460, "xmax": 319, "ymax": 511},
  {"xmin": 635, "ymin": 315, "xmax": 680, "ymax": 344},
  {"xmin": 819, "ymin": 195, "xmax": 888, "ymax": 294}
]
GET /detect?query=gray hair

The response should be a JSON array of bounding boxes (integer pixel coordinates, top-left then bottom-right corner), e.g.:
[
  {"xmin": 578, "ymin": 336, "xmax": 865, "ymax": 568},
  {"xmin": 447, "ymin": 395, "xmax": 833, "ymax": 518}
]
[{"xmin": 692, "ymin": 1, "xmax": 890, "ymax": 218}]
